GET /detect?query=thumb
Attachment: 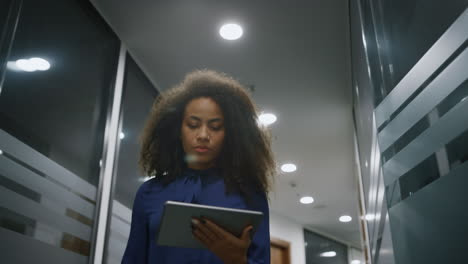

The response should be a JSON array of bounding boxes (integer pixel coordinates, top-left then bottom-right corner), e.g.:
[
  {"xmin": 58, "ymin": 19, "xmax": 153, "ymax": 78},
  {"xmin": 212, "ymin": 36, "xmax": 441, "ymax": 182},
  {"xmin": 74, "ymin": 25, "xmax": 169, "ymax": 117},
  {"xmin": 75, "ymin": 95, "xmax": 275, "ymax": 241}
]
[{"xmin": 241, "ymin": 225, "xmax": 254, "ymax": 241}]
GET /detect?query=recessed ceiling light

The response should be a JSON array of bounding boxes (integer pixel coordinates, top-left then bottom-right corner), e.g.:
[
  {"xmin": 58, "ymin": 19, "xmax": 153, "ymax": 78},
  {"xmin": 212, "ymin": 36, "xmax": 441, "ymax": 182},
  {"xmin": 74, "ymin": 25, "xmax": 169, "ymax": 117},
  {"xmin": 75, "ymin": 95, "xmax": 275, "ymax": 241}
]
[
  {"xmin": 120, "ymin": 132, "xmax": 125, "ymax": 140},
  {"xmin": 16, "ymin": 59, "xmax": 36, "ymax": 72},
  {"xmin": 15, "ymin": 57, "xmax": 50, "ymax": 72},
  {"xmin": 29, "ymin": 57, "xmax": 50, "ymax": 71},
  {"xmin": 339, "ymin": 215, "xmax": 352, "ymax": 223},
  {"xmin": 219, "ymin": 23, "xmax": 243, "ymax": 40},
  {"xmin": 281, "ymin": 163, "xmax": 297, "ymax": 173},
  {"xmin": 258, "ymin": 113, "xmax": 277, "ymax": 126},
  {"xmin": 351, "ymin": 260, "xmax": 361, "ymax": 264},
  {"xmin": 300, "ymin": 196, "xmax": 314, "ymax": 204},
  {"xmin": 319, "ymin": 251, "xmax": 337, "ymax": 257},
  {"xmin": 0, "ymin": 149, "xmax": 3, "ymax": 155}
]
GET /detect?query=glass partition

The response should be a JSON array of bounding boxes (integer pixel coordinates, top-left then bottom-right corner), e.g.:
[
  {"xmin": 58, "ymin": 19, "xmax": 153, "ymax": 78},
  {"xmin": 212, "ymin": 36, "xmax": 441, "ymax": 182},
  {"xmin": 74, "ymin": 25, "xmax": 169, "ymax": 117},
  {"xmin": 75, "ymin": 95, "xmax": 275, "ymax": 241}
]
[
  {"xmin": 104, "ymin": 54, "xmax": 159, "ymax": 264},
  {"xmin": 0, "ymin": 0, "xmax": 120, "ymax": 262}
]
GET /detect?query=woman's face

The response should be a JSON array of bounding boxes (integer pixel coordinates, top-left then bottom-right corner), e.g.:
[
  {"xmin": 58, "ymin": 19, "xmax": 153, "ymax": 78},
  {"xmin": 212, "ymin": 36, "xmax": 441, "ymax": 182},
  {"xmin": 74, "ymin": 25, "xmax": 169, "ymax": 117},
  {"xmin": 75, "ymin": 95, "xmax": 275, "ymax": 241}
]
[{"xmin": 181, "ymin": 97, "xmax": 225, "ymax": 170}]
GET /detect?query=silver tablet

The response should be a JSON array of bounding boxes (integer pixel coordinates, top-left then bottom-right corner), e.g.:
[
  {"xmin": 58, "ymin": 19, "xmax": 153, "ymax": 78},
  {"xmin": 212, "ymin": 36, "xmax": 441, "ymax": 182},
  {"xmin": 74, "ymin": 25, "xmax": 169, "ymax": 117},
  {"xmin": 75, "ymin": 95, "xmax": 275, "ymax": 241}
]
[{"xmin": 156, "ymin": 201, "xmax": 264, "ymax": 249}]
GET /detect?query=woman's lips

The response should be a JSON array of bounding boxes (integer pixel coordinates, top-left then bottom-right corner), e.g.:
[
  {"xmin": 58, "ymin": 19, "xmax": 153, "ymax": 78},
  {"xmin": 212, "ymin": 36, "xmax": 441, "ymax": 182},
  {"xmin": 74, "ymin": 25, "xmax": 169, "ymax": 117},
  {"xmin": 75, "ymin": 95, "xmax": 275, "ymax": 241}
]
[{"xmin": 194, "ymin": 147, "xmax": 210, "ymax": 153}]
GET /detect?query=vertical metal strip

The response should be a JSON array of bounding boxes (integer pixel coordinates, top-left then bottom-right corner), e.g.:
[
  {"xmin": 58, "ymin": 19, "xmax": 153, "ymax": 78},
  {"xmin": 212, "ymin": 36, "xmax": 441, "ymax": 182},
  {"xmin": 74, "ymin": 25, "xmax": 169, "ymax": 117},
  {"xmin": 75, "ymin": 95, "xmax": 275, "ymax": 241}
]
[
  {"xmin": 353, "ymin": 130, "xmax": 373, "ymax": 264},
  {"xmin": 92, "ymin": 44, "xmax": 126, "ymax": 264}
]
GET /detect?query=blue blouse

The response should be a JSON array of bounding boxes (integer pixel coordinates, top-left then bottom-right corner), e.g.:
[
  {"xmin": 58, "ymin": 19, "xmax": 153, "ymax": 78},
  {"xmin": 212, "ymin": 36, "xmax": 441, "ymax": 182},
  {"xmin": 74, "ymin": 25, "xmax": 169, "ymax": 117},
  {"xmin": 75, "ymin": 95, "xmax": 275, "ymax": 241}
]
[{"xmin": 122, "ymin": 167, "xmax": 270, "ymax": 264}]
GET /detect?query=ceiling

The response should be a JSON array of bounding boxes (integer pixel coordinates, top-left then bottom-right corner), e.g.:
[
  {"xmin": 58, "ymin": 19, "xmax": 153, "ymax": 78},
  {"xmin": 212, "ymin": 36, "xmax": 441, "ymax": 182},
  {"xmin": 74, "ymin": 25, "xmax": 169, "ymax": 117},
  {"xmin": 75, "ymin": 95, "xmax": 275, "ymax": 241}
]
[{"xmin": 91, "ymin": 0, "xmax": 361, "ymax": 247}]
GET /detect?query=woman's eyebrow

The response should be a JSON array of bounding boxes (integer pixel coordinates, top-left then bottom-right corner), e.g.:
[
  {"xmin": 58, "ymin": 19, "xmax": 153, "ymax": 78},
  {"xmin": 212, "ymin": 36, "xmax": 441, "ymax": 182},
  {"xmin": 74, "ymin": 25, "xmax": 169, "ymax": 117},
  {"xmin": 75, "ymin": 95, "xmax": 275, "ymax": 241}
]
[
  {"xmin": 188, "ymin": 116, "xmax": 223, "ymax": 123},
  {"xmin": 208, "ymin": 118, "xmax": 223, "ymax": 123},
  {"xmin": 188, "ymin": 116, "xmax": 201, "ymax": 121}
]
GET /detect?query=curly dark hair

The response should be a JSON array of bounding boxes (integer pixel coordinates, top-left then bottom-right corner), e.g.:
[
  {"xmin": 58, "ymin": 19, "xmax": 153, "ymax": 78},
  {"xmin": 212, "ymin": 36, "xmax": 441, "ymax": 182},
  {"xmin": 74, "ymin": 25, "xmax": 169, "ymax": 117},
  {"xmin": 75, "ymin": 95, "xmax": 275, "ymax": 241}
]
[{"xmin": 139, "ymin": 69, "xmax": 275, "ymax": 204}]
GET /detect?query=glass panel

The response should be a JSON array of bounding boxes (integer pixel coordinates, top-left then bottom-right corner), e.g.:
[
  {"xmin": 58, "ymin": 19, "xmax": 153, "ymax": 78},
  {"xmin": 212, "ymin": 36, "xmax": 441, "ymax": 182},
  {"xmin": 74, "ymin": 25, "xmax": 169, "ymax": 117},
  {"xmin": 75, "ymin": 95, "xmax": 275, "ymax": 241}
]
[
  {"xmin": 0, "ymin": 0, "xmax": 11, "ymax": 28},
  {"xmin": 388, "ymin": 161, "xmax": 468, "ymax": 263},
  {"xmin": 446, "ymin": 129, "xmax": 468, "ymax": 169},
  {"xmin": 0, "ymin": 0, "xmax": 13, "ymax": 49},
  {"xmin": 304, "ymin": 229, "xmax": 348, "ymax": 264},
  {"xmin": 380, "ymin": 78, "xmax": 467, "ymax": 168},
  {"xmin": 398, "ymin": 154, "xmax": 440, "ymax": 201},
  {"xmin": 376, "ymin": 211, "xmax": 395, "ymax": 264},
  {"xmin": 0, "ymin": 0, "xmax": 15, "ymax": 86},
  {"xmin": 372, "ymin": 0, "xmax": 468, "ymax": 95},
  {"xmin": 383, "ymin": 78, "xmax": 468, "ymax": 207},
  {"xmin": 0, "ymin": 0, "xmax": 119, "ymax": 262},
  {"xmin": 105, "ymin": 54, "xmax": 158, "ymax": 264},
  {"xmin": 380, "ymin": 117, "xmax": 429, "ymax": 164}
]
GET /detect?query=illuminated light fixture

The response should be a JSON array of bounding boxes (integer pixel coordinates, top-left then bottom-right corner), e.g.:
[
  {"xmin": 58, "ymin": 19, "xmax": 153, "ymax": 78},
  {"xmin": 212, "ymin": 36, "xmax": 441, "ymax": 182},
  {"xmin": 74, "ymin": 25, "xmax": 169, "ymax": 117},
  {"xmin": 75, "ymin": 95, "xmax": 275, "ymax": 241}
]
[
  {"xmin": 320, "ymin": 251, "xmax": 337, "ymax": 257},
  {"xmin": 258, "ymin": 113, "xmax": 277, "ymax": 126},
  {"xmin": 16, "ymin": 59, "xmax": 36, "ymax": 72},
  {"xmin": 351, "ymin": 260, "xmax": 361, "ymax": 264},
  {"xmin": 29, "ymin": 57, "xmax": 51, "ymax": 70},
  {"xmin": 219, "ymin": 23, "xmax": 243, "ymax": 40},
  {"xmin": 120, "ymin": 132, "xmax": 125, "ymax": 140},
  {"xmin": 365, "ymin": 214, "xmax": 375, "ymax": 221},
  {"xmin": 339, "ymin": 215, "xmax": 352, "ymax": 223},
  {"xmin": 0, "ymin": 149, "xmax": 3, "ymax": 155},
  {"xmin": 281, "ymin": 163, "xmax": 297, "ymax": 173},
  {"xmin": 300, "ymin": 196, "xmax": 314, "ymax": 204},
  {"xmin": 15, "ymin": 57, "xmax": 50, "ymax": 72}
]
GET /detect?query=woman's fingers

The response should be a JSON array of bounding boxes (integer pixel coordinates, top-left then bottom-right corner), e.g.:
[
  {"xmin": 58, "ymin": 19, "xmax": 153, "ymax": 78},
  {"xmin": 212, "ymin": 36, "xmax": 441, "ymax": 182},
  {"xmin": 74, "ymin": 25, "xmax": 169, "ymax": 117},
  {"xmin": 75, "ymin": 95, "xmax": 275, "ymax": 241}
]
[
  {"xmin": 192, "ymin": 218, "xmax": 220, "ymax": 242},
  {"xmin": 192, "ymin": 217, "xmax": 252, "ymax": 263},
  {"xmin": 200, "ymin": 217, "xmax": 232, "ymax": 239},
  {"xmin": 192, "ymin": 226, "xmax": 211, "ymax": 245},
  {"xmin": 240, "ymin": 225, "xmax": 253, "ymax": 241}
]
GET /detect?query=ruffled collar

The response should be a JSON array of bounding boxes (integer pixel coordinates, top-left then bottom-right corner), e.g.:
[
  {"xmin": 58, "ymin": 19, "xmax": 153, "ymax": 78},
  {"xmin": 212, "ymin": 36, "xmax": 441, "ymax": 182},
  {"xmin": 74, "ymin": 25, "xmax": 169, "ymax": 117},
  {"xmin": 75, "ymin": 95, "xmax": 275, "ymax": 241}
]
[{"xmin": 175, "ymin": 166, "xmax": 222, "ymax": 203}]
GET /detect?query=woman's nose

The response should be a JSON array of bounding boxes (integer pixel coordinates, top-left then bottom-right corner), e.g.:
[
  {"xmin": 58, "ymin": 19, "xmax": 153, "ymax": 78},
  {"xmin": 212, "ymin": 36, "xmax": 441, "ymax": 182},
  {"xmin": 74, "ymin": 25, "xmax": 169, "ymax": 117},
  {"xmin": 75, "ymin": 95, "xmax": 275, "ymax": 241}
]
[{"xmin": 196, "ymin": 126, "xmax": 210, "ymax": 141}]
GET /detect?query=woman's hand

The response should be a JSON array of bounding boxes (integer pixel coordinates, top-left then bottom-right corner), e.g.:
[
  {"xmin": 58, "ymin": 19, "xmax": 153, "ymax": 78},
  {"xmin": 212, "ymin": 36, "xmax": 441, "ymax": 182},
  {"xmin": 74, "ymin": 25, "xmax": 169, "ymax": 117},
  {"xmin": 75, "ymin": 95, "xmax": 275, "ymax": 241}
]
[{"xmin": 192, "ymin": 217, "xmax": 253, "ymax": 264}]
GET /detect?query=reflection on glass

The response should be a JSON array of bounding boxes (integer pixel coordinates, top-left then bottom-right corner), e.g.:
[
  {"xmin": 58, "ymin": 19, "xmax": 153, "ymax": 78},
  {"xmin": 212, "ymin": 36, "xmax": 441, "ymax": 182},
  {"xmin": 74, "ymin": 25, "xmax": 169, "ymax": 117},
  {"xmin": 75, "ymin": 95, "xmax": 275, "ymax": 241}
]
[
  {"xmin": 364, "ymin": 0, "xmax": 468, "ymax": 104},
  {"xmin": 398, "ymin": 154, "xmax": 440, "ymax": 201},
  {"xmin": 104, "ymin": 54, "xmax": 158, "ymax": 264},
  {"xmin": 0, "ymin": 0, "xmax": 119, "ymax": 262},
  {"xmin": 304, "ymin": 229, "xmax": 348, "ymax": 264}
]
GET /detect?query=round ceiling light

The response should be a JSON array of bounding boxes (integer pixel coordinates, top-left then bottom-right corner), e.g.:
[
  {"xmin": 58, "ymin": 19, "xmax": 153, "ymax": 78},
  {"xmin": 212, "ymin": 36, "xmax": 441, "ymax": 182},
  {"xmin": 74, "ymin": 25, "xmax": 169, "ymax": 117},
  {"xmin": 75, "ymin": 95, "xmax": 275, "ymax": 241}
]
[
  {"xmin": 29, "ymin": 57, "xmax": 51, "ymax": 71},
  {"xmin": 15, "ymin": 57, "xmax": 50, "ymax": 72},
  {"xmin": 281, "ymin": 163, "xmax": 297, "ymax": 173},
  {"xmin": 258, "ymin": 113, "xmax": 277, "ymax": 126},
  {"xmin": 339, "ymin": 215, "xmax": 352, "ymax": 223},
  {"xmin": 219, "ymin": 23, "xmax": 243, "ymax": 40},
  {"xmin": 16, "ymin": 59, "xmax": 37, "ymax": 72},
  {"xmin": 300, "ymin": 196, "xmax": 314, "ymax": 204}
]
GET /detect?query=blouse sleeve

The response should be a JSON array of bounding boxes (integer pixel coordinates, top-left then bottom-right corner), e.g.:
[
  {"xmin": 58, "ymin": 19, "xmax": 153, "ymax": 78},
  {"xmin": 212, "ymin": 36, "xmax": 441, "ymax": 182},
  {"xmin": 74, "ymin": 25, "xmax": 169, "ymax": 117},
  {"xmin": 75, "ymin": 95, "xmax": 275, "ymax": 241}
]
[
  {"xmin": 246, "ymin": 192, "xmax": 271, "ymax": 264},
  {"xmin": 121, "ymin": 183, "xmax": 149, "ymax": 264}
]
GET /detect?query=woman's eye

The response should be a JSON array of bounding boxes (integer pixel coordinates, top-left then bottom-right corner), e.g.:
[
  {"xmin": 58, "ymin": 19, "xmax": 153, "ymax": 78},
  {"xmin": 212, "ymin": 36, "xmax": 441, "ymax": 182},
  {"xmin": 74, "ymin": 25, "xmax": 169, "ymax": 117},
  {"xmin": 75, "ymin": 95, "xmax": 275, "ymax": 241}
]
[
  {"xmin": 211, "ymin": 126, "xmax": 223, "ymax": 131},
  {"xmin": 187, "ymin": 124, "xmax": 198, "ymax": 129}
]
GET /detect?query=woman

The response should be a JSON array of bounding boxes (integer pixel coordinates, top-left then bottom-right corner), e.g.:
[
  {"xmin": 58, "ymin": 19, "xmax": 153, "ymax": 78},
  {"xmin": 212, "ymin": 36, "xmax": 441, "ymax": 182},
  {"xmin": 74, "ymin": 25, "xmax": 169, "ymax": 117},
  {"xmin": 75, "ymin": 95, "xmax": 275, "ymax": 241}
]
[{"xmin": 122, "ymin": 69, "xmax": 275, "ymax": 264}]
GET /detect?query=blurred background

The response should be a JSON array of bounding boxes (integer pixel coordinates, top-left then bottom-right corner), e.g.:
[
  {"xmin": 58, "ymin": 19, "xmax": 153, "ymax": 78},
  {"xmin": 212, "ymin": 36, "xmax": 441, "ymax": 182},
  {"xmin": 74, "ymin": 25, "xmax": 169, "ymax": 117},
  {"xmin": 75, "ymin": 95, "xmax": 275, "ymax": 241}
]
[{"xmin": 0, "ymin": 0, "xmax": 467, "ymax": 263}]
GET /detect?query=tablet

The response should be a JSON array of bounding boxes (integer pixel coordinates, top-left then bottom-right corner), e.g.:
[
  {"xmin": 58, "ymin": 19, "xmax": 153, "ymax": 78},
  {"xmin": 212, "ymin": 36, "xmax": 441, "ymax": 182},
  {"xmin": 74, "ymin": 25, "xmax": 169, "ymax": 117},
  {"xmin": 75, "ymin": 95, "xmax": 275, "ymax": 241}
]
[{"xmin": 156, "ymin": 201, "xmax": 264, "ymax": 249}]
